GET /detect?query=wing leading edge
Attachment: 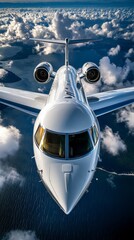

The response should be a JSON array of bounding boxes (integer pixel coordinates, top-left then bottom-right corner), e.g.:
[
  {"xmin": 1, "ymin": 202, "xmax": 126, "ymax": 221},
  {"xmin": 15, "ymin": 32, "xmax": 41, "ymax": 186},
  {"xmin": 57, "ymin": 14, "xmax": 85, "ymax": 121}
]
[
  {"xmin": 0, "ymin": 86, "xmax": 48, "ymax": 116},
  {"xmin": 87, "ymin": 87, "xmax": 134, "ymax": 117},
  {"xmin": 1, "ymin": 86, "xmax": 134, "ymax": 117}
]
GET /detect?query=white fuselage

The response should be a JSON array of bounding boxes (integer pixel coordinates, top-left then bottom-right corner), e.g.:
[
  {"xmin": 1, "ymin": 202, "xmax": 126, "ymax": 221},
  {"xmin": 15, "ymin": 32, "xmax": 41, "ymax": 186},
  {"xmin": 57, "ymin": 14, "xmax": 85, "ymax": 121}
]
[
  {"xmin": 1, "ymin": 37, "xmax": 134, "ymax": 215},
  {"xmin": 33, "ymin": 65, "xmax": 100, "ymax": 214}
]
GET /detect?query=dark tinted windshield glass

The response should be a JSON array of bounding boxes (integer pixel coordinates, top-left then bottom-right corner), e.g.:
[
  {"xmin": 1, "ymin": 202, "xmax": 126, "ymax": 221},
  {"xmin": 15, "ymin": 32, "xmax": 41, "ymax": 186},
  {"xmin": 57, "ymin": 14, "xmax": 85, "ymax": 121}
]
[
  {"xmin": 41, "ymin": 131, "xmax": 65, "ymax": 158},
  {"xmin": 69, "ymin": 131, "xmax": 93, "ymax": 158}
]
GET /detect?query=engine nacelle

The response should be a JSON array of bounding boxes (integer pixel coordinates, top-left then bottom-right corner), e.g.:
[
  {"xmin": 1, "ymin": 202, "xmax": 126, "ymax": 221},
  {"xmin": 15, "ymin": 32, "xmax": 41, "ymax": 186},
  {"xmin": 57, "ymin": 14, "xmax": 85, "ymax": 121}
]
[
  {"xmin": 82, "ymin": 62, "xmax": 101, "ymax": 84},
  {"xmin": 34, "ymin": 62, "xmax": 53, "ymax": 83}
]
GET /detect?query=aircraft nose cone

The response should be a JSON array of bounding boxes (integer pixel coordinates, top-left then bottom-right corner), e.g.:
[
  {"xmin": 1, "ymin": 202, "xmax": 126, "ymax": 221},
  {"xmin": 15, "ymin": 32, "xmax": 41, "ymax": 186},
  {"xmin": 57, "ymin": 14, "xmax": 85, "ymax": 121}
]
[
  {"xmin": 62, "ymin": 202, "xmax": 73, "ymax": 215},
  {"xmin": 60, "ymin": 172, "xmax": 75, "ymax": 215},
  {"xmin": 49, "ymin": 163, "xmax": 93, "ymax": 214},
  {"xmin": 57, "ymin": 184, "xmax": 77, "ymax": 215}
]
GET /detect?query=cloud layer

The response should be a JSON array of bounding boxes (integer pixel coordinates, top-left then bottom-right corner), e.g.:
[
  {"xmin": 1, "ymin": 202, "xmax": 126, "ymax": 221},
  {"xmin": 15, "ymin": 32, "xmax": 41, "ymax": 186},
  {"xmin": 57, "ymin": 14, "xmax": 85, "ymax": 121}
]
[
  {"xmin": 0, "ymin": 118, "xmax": 24, "ymax": 190},
  {"xmin": 0, "ymin": 163, "xmax": 24, "ymax": 190},
  {"xmin": 0, "ymin": 8, "xmax": 133, "ymax": 93},
  {"xmin": 3, "ymin": 230, "xmax": 38, "ymax": 240},
  {"xmin": 0, "ymin": 124, "xmax": 21, "ymax": 159},
  {"xmin": 108, "ymin": 45, "xmax": 120, "ymax": 56},
  {"xmin": 0, "ymin": 8, "xmax": 133, "ymax": 48},
  {"xmin": 101, "ymin": 126, "xmax": 127, "ymax": 156},
  {"xmin": 116, "ymin": 105, "xmax": 134, "ymax": 135},
  {"xmin": 99, "ymin": 56, "xmax": 132, "ymax": 86}
]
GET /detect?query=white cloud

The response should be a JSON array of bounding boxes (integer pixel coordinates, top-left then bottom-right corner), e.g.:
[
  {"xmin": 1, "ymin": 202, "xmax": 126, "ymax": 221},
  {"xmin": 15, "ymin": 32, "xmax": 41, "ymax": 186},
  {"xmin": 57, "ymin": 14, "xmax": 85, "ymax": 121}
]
[
  {"xmin": 101, "ymin": 126, "xmax": 127, "ymax": 156},
  {"xmin": 31, "ymin": 25, "xmax": 48, "ymax": 39},
  {"xmin": 0, "ymin": 124, "xmax": 21, "ymax": 159},
  {"xmin": 3, "ymin": 230, "xmax": 38, "ymax": 240},
  {"xmin": 88, "ymin": 18, "xmax": 122, "ymax": 39},
  {"xmin": 116, "ymin": 105, "xmax": 134, "ymax": 135},
  {"xmin": 125, "ymin": 58, "xmax": 134, "ymax": 73},
  {"xmin": 5, "ymin": 15, "xmax": 31, "ymax": 41},
  {"xmin": 0, "ymin": 119, "xmax": 24, "ymax": 190},
  {"xmin": 99, "ymin": 57, "xmax": 131, "ymax": 86},
  {"xmin": 0, "ymin": 69, "xmax": 8, "ymax": 79},
  {"xmin": 108, "ymin": 45, "xmax": 120, "ymax": 56},
  {"xmin": 0, "ymin": 163, "xmax": 24, "ymax": 190},
  {"xmin": 122, "ymin": 23, "xmax": 134, "ymax": 41},
  {"xmin": 125, "ymin": 48, "xmax": 134, "ymax": 58},
  {"xmin": 0, "ymin": 8, "xmax": 133, "ymax": 52},
  {"xmin": 99, "ymin": 57, "xmax": 121, "ymax": 85},
  {"xmin": 101, "ymin": 21, "xmax": 113, "ymax": 34},
  {"xmin": 31, "ymin": 12, "xmax": 71, "ymax": 55}
]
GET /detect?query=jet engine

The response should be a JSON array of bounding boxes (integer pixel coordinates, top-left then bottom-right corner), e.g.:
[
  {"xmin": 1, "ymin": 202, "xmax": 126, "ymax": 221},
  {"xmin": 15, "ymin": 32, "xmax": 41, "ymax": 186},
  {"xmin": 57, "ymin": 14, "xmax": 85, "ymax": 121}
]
[
  {"xmin": 34, "ymin": 62, "xmax": 53, "ymax": 83},
  {"xmin": 82, "ymin": 62, "xmax": 101, "ymax": 84}
]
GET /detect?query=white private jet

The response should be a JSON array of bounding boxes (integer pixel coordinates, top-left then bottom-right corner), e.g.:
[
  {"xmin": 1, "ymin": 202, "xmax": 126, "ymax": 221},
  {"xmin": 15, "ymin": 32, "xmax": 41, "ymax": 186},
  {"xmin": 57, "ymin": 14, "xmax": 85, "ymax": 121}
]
[{"xmin": 0, "ymin": 38, "xmax": 134, "ymax": 214}]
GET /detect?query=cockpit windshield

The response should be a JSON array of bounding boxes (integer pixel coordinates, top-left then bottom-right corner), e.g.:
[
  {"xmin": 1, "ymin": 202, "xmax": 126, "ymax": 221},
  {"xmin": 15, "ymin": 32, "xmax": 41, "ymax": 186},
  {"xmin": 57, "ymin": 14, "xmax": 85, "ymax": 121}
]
[
  {"xmin": 35, "ymin": 126, "xmax": 65, "ymax": 158},
  {"xmin": 69, "ymin": 131, "xmax": 93, "ymax": 158},
  {"xmin": 35, "ymin": 125, "xmax": 98, "ymax": 159},
  {"xmin": 41, "ymin": 131, "xmax": 65, "ymax": 158}
]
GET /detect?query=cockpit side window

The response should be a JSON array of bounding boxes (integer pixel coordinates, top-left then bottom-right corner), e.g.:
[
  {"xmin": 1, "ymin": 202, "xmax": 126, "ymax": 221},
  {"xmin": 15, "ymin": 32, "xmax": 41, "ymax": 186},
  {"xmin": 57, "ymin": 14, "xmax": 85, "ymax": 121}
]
[
  {"xmin": 35, "ymin": 125, "xmax": 44, "ymax": 146},
  {"xmin": 90, "ymin": 125, "xmax": 99, "ymax": 145},
  {"xmin": 41, "ymin": 130, "xmax": 65, "ymax": 158},
  {"xmin": 69, "ymin": 131, "xmax": 93, "ymax": 158}
]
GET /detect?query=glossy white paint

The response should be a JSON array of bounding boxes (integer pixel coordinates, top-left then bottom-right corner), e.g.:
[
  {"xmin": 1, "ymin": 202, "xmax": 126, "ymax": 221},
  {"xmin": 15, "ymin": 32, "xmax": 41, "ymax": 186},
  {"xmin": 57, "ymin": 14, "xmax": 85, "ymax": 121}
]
[
  {"xmin": 33, "ymin": 64, "xmax": 100, "ymax": 214},
  {"xmin": 0, "ymin": 38, "xmax": 134, "ymax": 214}
]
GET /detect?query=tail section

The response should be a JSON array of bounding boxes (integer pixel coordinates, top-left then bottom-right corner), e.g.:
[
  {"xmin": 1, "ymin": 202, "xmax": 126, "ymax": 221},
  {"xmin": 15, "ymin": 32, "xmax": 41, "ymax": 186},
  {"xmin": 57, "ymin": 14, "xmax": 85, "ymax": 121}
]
[
  {"xmin": 30, "ymin": 38, "xmax": 101, "ymax": 66},
  {"xmin": 30, "ymin": 38, "xmax": 101, "ymax": 45}
]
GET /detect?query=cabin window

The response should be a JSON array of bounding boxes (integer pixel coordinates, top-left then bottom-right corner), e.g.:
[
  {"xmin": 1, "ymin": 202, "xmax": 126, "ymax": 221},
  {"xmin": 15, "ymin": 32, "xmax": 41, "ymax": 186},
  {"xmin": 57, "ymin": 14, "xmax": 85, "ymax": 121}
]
[
  {"xmin": 41, "ymin": 130, "xmax": 65, "ymax": 158},
  {"xmin": 69, "ymin": 131, "xmax": 93, "ymax": 158},
  {"xmin": 35, "ymin": 125, "xmax": 44, "ymax": 146},
  {"xmin": 90, "ymin": 125, "xmax": 99, "ymax": 145}
]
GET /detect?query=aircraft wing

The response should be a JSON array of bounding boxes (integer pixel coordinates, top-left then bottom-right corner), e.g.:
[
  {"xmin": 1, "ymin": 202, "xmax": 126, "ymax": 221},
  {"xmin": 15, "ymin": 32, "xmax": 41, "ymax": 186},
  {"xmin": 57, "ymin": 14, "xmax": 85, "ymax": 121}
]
[
  {"xmin": 0, "ymin": 86, "xmax": 48, "ymax": 116},
  {"xmin": 87, "ymin": 87, "xmax": 134, "ymax": 117}
]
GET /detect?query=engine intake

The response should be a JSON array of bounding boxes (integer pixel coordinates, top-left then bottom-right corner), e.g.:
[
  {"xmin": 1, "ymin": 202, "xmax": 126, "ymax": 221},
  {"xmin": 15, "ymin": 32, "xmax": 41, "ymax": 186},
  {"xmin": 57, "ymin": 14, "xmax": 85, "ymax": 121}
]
[
  {"xmin": 82, "ymin": 62, "xmax": 101, "ymax": 84},
  {"xmin": 34, "ymin": 62, "xmax": 53, "ymax": 83}
]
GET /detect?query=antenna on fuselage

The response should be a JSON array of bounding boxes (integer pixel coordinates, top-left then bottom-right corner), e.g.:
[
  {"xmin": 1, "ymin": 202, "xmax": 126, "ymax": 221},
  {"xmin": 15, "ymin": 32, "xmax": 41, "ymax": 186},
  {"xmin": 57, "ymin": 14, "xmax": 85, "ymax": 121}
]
[{"xmin": 30, "ymin": 38, "xmax": 101, "ymax": 67}]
